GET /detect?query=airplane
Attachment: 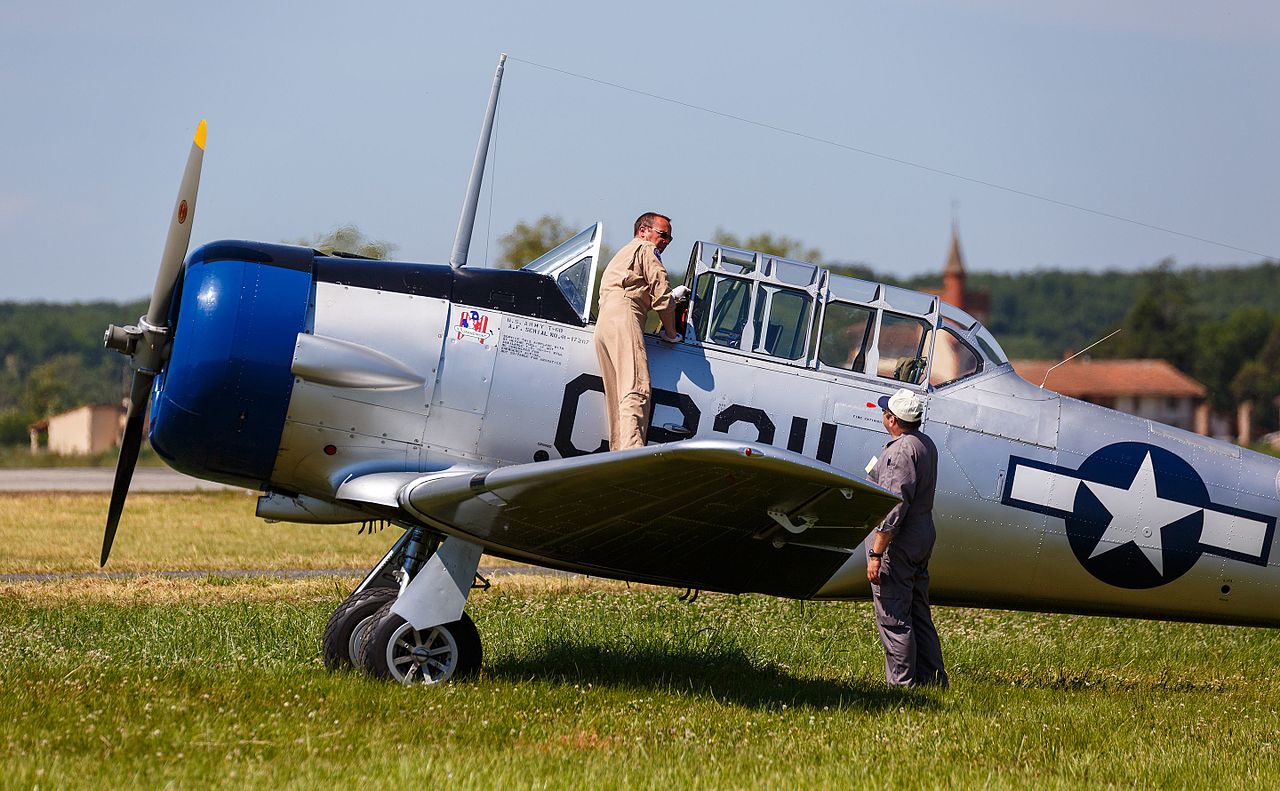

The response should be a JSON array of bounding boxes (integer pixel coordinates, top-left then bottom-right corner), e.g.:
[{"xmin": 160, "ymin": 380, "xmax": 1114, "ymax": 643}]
[{"xmin": 101, "ymin": 55, "xmax": 1280, "ymax": 684}]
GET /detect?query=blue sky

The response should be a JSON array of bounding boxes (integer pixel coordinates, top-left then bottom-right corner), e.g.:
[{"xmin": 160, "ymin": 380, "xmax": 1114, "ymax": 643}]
[{"xmin": 2, "ymin": 0, "xmax": 1277, "ymax": 301}]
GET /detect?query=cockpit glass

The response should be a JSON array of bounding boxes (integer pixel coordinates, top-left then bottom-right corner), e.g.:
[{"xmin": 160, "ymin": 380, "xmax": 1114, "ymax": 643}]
[
  {"xmin": 715, "ymin": 247, "xmax": 757, "ymax": 275},
  {"xmin": 751, "ymin": 284, "xmax": 811, "ymax": 360},
  {"xmin": 555, "ymin": 256, "xmax": 591, "ymax": 316},
  {"xmin": 695, "ymin": 273, "xmax": 752, "ymax": 349},
  {"xmin": 930, "ymin": 327, "xmax": 982, "ymax": 387},
  {"xmin": 818, "ymin": 302, "xmax": 874, "ymax": 372},
  {"xmin": 522, "ymin": 226, "xmax": 596, "ymax": 275},
  {"xmin": 877, "ymin": 312, "xmax": 931, "ymax": 385},
  {"xmin": 768, "ymin": 257, "xmax": 818, "ymax": 287},
  {"xmin": 940, "ymin": 302, "xmax": 979, "ymax": 331},
  {"xmin": 973, "ymin": 323, "xmax": 1009, "ymax": 365}
]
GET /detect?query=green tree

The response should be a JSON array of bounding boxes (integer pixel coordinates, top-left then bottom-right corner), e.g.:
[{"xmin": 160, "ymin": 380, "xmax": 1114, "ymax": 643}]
[
  {"xmin": 1232, "ymin": 322, "xmax": 1280, "ymax": 435},
  {"xmin": 1102, "ymin": 261, "xmax": 1198, "ymax": 372},
  {"xmin": 21, "ymin": 354, "xmax": 90, "ymax": 419},
  {"xmin": 497, "ymin": 215, "xmax": 577, "ymax": 269},
  {"xmin": 1195, "ymin": 307, "xmax": 1278, "ymax": 412},
  {"xmin": 0, "ymin": 408, "xmax": 33, "ymax": 445},
  {"xmin": 711, "ymin": 230, "xmax": 821, "ymax": 263},
  {"xmin": 295, "ymin": 225, "xmax": 397, "ymax": 259}
]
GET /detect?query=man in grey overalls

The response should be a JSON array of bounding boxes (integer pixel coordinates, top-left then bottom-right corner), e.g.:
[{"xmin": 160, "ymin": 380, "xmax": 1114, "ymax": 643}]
[{"xmin": 866, "ymin": 388, "xmax": 948, "ymax": 687}]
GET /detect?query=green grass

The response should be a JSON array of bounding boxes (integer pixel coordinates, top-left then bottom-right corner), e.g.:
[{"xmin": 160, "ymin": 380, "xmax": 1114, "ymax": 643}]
[
  {"xmin": 3, "ymin": 490, "xmax": 1279, "ymax": 787},
  {"xmin": 1, "ymin": 579, "xmax": 1278, "ymax": 789},
  {"xmin": 0, "ymin": 443, "xmax": 166, "ymax": 468},
  {"xmin": 0, "ymin": 492, "xmax": 391, "ymax": 573},
  {"xmin": 0, "ymin": 492, "xmax": 518, "ymax": 575}
]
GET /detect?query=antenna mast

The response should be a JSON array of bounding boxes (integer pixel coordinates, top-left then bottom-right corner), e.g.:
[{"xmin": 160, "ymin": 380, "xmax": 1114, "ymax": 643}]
[
  {"xmin": 1040, "ymin": 329, "xmax": 1122, "ymax": 389},
  {"xmin": 450, "ymin": 53, "xmax": 507, "ymax": 269}
]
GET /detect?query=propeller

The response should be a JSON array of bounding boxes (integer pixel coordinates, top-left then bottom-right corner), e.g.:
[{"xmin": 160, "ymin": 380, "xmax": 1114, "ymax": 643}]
[{"xmin": 100, "ymin": 120, "xmax": 206, "ymax": 566}]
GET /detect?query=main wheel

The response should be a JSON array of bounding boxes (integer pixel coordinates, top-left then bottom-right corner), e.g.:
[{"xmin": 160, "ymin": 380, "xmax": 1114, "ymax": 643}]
[
  {"xmin": 321, "ymin": 587, "xmax": 397, "ymax": 670},
  {"xmin": 356, "ymin": 603, "xmax": 482, "ymax": 684}
]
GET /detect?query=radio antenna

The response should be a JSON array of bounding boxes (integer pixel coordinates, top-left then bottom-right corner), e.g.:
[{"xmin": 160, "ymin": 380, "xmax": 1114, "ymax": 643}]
[
  {"xmin": 450, "ymin": 53, "xmax": 507, "ymax": 269},
  {"xmin": 1040, "ymin": 328, "xmax": 1122, "ymax": 389}
]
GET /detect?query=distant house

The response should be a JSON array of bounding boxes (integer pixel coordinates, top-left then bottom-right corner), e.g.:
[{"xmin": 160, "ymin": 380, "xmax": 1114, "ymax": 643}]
[
  {"xmin": 1010, "ymin": 358, "xmax": 1209, "ymax": 434},
  {"xmin": 28, "ymin": 404, "xmax": 125, "ymax": 455}
]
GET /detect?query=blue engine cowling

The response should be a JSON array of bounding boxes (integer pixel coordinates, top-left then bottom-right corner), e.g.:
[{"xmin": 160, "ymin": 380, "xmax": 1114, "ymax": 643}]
[{"xmin": 149, "ymin": 241, "xmax": 315, "ymax": 489}]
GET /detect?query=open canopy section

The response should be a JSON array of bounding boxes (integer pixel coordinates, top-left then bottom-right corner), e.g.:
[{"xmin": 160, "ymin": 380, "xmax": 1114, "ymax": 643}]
[{"xmin": 521, "ymin": 223, "xmax": 603, "ymax": 323}]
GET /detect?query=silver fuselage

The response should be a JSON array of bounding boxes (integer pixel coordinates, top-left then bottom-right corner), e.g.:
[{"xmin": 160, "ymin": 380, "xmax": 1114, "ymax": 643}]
[{"xmin": 264, "ymin": 279, "xmax": 1280, "ymax": 627}]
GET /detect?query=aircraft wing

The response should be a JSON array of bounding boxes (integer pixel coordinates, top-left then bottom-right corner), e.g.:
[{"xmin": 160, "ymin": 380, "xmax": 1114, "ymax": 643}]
[{"xmin": 337, "ymin": 439, "xmax": 899, "ymax": 597}]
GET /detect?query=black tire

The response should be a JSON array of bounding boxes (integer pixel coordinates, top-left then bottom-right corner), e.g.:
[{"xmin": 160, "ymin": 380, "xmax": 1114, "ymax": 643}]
[
  {"xmin": 321, "ymin": 587, "xmax": 398, "ymax": 670},
  {"xmin": 356, "ymin": 603, "xmax": 482, "ymax": 684}
]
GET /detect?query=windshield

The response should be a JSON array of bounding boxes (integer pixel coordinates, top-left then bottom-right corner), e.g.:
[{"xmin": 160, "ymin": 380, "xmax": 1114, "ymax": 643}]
[
  {"xmin": 523, "ymin": 226, "xmax": 597, "ymax": 275},
  {"xmin": 521, "ymin": 223, "xmax": 602, "ymax": 321}
]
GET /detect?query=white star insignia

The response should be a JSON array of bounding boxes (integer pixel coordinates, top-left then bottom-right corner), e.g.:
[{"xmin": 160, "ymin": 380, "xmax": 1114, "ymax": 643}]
[{"xmin": 1084, "ymin": 452, "xmax": 1201, "ymax": 575}]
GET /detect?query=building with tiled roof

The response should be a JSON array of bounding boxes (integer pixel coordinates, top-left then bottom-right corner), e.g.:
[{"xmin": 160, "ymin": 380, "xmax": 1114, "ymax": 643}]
[{"xmin": 1010, "ymin": 358, "xmax": 1208, "ymax": 433}]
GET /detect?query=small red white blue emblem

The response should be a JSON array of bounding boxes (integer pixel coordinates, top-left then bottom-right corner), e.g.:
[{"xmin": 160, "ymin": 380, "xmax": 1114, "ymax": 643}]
[{"xmin": 455, "ymin": 310, "xmax": 491, "ymax": 343}]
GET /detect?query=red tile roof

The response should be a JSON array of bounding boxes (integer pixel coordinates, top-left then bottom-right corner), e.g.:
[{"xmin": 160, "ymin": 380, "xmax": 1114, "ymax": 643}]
[{"xmin": 1010, "ymin": 358, "xmax": 1206, "ymax": 398}]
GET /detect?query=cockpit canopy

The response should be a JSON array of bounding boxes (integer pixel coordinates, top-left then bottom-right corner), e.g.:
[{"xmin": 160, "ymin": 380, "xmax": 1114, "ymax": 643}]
[
  {"xmin": 683, "ymin": 241, "xmax": 1008, "ymax": 389},
  {"xmin": 521, "ymin": 226, "xmax": 1008, "ymax": 390}
]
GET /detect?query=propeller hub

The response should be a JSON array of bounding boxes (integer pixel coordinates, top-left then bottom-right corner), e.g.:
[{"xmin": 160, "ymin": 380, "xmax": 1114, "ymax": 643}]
[{"xmin": 104, "ymin": 323, "xmax": 141, "ymax": 356}]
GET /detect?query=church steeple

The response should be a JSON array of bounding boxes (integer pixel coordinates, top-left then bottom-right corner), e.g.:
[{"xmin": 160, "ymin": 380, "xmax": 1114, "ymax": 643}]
[{"xmin": 942, "ymin": 221, "xmax": 966, "ymax": 308}]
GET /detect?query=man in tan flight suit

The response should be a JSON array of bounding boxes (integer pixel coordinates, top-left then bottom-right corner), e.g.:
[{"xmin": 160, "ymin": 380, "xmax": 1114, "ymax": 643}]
[{"xmin": 594, "ymin": 212, "xmax": 689, "ymax": 450}]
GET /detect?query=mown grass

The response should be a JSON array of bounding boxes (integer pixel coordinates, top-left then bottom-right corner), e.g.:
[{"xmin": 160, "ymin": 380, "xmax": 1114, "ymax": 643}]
[
  {"xmin": 3, "ymin": 493, "xmax": 1279, "ymax": 788},
  {"xmin": 1, "ymin": 576, "xmax": 1278, "ymax": 789},
  {"xmin": 0, "ymin": 443, "xmax": 166, "ymax": 468},
  {"xmin": 0, "ymin": 491, "xmax": 392, "ymax": 573}
]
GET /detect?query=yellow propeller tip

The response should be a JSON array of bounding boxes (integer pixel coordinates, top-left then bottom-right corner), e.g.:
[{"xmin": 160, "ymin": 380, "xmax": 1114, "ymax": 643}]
[{"xmin": 194, "ymin": 119, "xmax": 207, "ymax": 151}]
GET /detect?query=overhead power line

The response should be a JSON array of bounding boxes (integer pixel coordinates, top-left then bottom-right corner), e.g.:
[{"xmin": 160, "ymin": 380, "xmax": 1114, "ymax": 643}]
[{"xmin": 507, "ymin": 55, "xmax": 1276, "ymax": 262}]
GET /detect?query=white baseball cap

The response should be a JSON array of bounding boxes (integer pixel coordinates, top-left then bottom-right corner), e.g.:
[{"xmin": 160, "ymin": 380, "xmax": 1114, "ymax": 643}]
[{"xmin": 876, "ymin": 388, "xmax": 925, "ymax": 422}]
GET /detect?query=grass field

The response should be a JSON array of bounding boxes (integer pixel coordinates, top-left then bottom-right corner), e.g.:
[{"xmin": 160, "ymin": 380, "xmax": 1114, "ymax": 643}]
[
  {"xmin": 0, "ymin": 443, "xmax": 166, "ymax": 469},
  {"xmin": 0, "ymin": 491, "xmax": 426, "ymax": 574},
  {"xmin": 2, "ymin": 494, "xmax": 1279, "ymax": 788}
]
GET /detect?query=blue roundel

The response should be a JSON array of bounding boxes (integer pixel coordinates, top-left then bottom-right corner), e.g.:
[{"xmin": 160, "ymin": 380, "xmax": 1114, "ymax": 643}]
[
  {"xmin": 149, "ymin": 243, "xmax": 312, "ymax": 489},
  {"xmin": 1065, "ymin": 443, "xmax": 1206, "ymax": 589},
  {"xmin": 1002, "ymin": 441, "xmax": 1276, "ymax": 590}
]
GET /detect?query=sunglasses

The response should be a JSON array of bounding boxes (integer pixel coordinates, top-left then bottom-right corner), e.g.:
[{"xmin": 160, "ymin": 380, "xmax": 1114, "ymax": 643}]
[{"xmin": 647, "ymin": 227, "xmax": 673, "ymax": 241}]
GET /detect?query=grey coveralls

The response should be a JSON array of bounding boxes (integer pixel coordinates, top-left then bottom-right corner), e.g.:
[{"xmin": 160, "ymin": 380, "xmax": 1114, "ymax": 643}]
[
  {"xmin": 868, "ymin": 429, "xmax": 948, "ymax": 687},
  {"xmin": 593, "ymin": 238, "xmax": 674, "ymax": 451}
]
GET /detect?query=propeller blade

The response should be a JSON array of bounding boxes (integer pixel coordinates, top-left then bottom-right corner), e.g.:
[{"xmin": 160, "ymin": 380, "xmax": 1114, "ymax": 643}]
[
  {"xmin": 101, "ymin": 372, "xmax": 156, "ymax": 566},
  {"xmin": 101, "ymin": 120, "xmax": 206, "ymax": 566},
  {"xmin": 146, "ymin": 119, "xmax": 206, "ymax": 328}
]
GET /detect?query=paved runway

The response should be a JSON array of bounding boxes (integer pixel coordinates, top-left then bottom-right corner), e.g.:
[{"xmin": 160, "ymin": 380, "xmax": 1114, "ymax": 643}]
[
  {"xmin": 0, "ymin": 565, "xmax": 567, "ymax": 583},
  {"xmin": 0, "ymin": 467, "xmax": 244, "ymax": 492}
]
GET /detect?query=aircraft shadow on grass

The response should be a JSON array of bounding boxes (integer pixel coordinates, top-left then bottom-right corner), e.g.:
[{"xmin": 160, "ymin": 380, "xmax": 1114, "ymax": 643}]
[{"xmin": 485, "ymin": 641, "xmax": 940, "ymax": 711}]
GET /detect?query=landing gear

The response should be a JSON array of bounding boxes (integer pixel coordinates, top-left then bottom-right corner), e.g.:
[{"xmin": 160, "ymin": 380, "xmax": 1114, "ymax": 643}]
[
  {"xmin": 320, "ymin": 587, "xmax": 396, "ymax": 669},
  {"xmin": 357, "ymin": 606, "xmax": 482, "ymax": 684},
  {"xmin": 325, "ymin": 530, "xmax": 485, "ymax": 684}
]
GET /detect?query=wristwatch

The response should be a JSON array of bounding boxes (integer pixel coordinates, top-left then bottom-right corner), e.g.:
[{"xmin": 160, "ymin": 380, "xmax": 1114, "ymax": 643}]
[{"xmin": 868, "ymin": 551, "xmax": 884, "ymax": 559}]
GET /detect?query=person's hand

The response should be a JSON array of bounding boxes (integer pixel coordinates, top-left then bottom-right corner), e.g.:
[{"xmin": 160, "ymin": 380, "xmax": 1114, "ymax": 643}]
[
  {"xmin": 866, "ymin": 556, "xmax": 882, "ymax": 584},
  {"xmin": 660, "ymin": 330, "xmax": 683, "ymax": 344},
  {"xmin": 671, "ymin": 285, "xmax": 691, "ymax": 302}
]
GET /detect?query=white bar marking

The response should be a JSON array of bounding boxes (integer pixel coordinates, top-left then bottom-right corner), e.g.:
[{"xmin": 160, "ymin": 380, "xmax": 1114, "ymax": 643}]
[
  {"xmin": 1199, "ymin": 510, "xmax": 1269, "ymax": 558},
  {"xmin": 1010, "ymin": 465, "xmax": 1081, "ymax": 513}
]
